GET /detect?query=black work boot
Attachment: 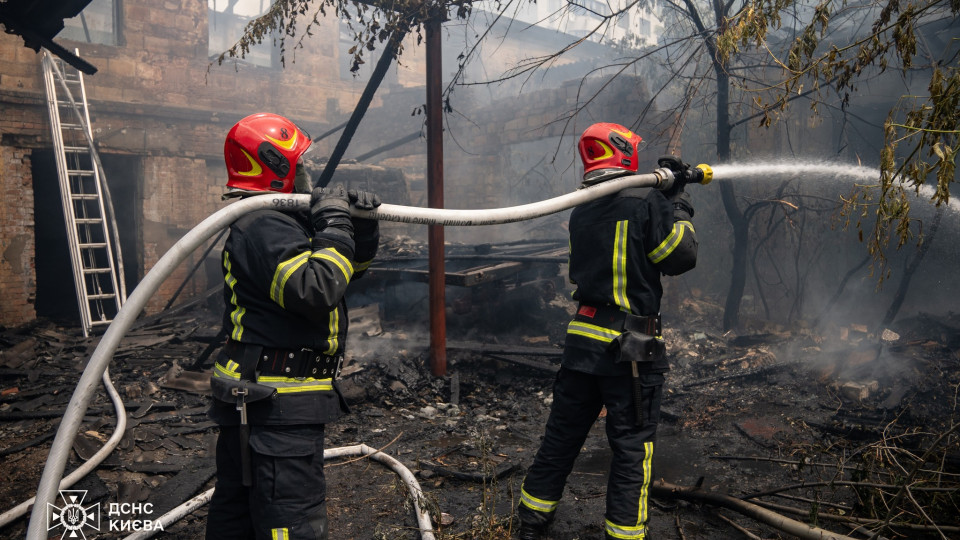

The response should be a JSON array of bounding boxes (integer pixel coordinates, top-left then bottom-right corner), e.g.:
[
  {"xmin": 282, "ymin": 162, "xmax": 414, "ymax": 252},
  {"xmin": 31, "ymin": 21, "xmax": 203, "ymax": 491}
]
[{"xmin": 517, "ymin": 521, "xmax": 547, "ymax": 540}]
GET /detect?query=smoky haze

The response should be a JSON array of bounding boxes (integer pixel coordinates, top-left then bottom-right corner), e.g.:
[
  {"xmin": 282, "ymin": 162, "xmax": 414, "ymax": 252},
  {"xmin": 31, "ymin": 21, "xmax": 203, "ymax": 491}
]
[{"xmin": 242, "ymin": 0, "xmax": 959, "ymax": 335}]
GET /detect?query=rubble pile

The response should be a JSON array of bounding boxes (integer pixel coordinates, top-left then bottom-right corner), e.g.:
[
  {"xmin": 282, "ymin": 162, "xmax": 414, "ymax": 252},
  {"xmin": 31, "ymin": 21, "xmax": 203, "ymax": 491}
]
[{"xmin": 1, "ymin": 265, "xmax": 958, "ymax": 538}]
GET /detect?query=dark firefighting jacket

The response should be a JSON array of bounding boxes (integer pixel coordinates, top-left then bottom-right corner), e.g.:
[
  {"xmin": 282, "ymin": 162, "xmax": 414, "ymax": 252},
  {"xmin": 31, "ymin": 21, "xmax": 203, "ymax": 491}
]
[
  {"xmin": 209, "ymin": 207, "xmax": 377, "ymax": 426},
  {"xmin": 561, "ymin": 187, "xmax": 697, "ymax": 376}
]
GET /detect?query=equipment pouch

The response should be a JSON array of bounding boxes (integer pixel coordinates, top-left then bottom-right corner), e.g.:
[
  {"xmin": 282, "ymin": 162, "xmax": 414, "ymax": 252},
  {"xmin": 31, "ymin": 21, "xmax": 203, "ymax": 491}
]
[
  {"xmin": 210, "ymin": 377, "xmax": 276, "ymax": 405},
  {"xmin": 609, "ymin": 330, "xmax": 664, "ymax": 364},
  {"xmin": 609, "ymin": 314, "xmax": 667, "ymax": 370}
]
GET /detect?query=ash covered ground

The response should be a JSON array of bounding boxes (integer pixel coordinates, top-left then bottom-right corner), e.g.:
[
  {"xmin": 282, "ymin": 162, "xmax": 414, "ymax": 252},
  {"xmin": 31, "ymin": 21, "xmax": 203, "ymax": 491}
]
[{"xmin": 1, "ymin": 268, "xmax": 959, "ymax": 539}]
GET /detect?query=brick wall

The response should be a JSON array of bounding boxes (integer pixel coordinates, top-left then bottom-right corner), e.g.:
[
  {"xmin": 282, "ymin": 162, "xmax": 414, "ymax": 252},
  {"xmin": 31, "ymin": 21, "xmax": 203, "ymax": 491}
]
[
  {"xmin": 0, "ymin": 146, "xmax": 36, "ymax": 326},
  {"xmin": 0, "ymin": 1, "xmax": 666, "ymax": 328},
  {"xmin": 141, "ymin": 156, "xmax": 228, "ymax": 313}
]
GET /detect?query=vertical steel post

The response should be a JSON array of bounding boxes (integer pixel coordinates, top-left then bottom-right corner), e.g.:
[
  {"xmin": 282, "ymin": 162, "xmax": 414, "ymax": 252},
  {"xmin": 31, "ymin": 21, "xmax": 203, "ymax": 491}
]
[{"xmin": 426, "ymin": 13, "xmax": 447, "ymax": 376}]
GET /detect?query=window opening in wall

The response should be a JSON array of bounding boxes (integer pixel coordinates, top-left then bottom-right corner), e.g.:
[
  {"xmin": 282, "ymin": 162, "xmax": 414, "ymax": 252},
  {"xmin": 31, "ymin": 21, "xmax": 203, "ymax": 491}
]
[
  {"xmin": 60, "ymin": 0, "xmax": 121, "ymax": 46},
  {"xmin": 32, "ymin": 150, "xmax": 142, "ymax": 324},
  {"xmin": 208, "ymin": 0, "xmax": 279, "ymax": 68}
]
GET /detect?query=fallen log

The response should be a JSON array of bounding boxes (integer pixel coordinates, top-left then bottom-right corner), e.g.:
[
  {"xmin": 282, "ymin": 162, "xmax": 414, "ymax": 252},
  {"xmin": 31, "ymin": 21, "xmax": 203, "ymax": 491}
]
[{"xmin": 650, "ymin": 480, "xmax": 856, "ymax": 540}]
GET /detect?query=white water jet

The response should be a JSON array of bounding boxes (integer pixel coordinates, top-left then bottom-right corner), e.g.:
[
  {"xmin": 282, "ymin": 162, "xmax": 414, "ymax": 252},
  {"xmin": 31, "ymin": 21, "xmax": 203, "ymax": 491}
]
[
  {"xmin": 710, "ymin": 161, "xmax": 959, "ymax": 214},
  {"xmin": 711, "ymin": 161, "xmax": 881, "ymax": 183}
]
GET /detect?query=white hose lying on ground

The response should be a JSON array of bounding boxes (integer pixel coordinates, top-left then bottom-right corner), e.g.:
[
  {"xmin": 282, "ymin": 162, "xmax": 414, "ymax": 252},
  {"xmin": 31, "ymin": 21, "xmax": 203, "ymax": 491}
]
[
  {"xmin": 121, "ymin": 444, "xmax": 434, "ymax": 540},
  {"xmin": 24, "ymin": 171, "xmax": 671, "ymax": 540},
  {"xmin": 0, "ymin": 368, "xmax": 127, "ymax": 528}
]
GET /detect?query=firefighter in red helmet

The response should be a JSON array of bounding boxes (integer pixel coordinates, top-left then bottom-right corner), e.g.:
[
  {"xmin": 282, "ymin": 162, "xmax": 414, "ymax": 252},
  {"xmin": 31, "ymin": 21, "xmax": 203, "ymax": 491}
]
[
  {"xmin": 516, "ymin": 123, "xmax": 697, "ymax": 540},
  {"xmin": 206, "ymin": 112, "xmax": 380, "ymax": 540}
]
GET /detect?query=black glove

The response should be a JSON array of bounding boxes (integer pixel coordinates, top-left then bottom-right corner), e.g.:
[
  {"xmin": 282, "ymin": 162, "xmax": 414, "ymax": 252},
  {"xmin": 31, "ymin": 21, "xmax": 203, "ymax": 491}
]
[
  {"xmin": 672, "ymin": 191, "xmax": 695, "ymax": 221},
  {"xmin": 658, "ymin": 155, "xmax": 692, "ymax": 200},
  {"xmin": 348, "ymin": 189, "xmax": 382, "ymax": 211},
  {"xmin": 310, "ymin": 183, "xmax": 354, "ymax": 246},
  {"xmin": 352, "ymin": 217, "xmax": 380, "ymax": 266}
]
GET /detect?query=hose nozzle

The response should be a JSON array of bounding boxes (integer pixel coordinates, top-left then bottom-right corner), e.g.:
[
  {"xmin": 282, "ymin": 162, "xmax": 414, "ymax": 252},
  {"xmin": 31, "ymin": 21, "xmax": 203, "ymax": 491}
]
[
  {"xmin": 693, "ymin": 164, "xmax": 713, "ymax": 185},
  {"xmin": 655, "ymin": 156, "xmax": 713, "ymax": 192}
]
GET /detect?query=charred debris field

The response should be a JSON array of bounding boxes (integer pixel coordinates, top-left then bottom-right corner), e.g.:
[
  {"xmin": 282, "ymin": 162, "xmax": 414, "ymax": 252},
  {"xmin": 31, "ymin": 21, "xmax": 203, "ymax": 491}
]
[{"xmin": 1, "ymin": 241, "xmax": 959, "ymax": 539}]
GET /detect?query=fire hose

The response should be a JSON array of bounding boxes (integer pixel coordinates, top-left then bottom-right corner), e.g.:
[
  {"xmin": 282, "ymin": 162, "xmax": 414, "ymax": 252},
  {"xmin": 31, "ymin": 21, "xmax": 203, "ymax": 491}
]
[
  {"xmin": 121, "ymin": 445, "xmax": 433, "ymax": 540},
  {"xmin": 22, "ymin": 165, "xmax": 711, "ymax": 540}
]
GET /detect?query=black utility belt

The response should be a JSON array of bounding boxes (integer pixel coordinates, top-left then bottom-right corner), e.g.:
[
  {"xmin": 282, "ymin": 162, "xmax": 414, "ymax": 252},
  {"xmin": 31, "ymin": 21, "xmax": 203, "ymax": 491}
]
[
  {"xmin": 576, "ymin": 304, "xmax": 661, "ymax": 336},
  {"xmin": 258, "ymin": 347, "xmax": 344, "ymax": 379},
  {"xmin": 223, "ymin": 340, "xmax": 344, "ymax": 379}
]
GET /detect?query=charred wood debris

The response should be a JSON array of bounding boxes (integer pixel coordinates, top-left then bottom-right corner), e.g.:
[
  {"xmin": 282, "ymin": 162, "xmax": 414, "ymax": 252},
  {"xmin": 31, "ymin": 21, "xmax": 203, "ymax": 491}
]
[{"xmin": 1, "ymin": 238, "xmax": 958, "ymax": 538}]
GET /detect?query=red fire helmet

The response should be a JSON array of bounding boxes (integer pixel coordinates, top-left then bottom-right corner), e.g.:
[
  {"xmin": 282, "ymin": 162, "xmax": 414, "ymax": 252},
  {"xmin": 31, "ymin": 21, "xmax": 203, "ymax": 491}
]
[
  {"xmin": 224, "ymin": 112, "xmax": 312, "ymax": 193},
  {"xmin": 577, "ymin": 123, "xmax": 642, "ymax": 176}
]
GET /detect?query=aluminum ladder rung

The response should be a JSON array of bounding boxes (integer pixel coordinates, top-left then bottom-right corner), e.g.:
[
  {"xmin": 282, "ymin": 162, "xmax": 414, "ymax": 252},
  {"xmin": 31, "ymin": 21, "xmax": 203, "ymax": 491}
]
[{"xmin": 43, "ymin": 48, "xmax": 125, "ymax": 337}]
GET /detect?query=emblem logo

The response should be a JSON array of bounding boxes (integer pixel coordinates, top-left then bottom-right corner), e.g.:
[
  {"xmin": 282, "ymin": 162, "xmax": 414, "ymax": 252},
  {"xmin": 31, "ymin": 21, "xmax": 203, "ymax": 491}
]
[{"xmin": 48, "ymin": 490, "xmax": 100, "ymax": 539}]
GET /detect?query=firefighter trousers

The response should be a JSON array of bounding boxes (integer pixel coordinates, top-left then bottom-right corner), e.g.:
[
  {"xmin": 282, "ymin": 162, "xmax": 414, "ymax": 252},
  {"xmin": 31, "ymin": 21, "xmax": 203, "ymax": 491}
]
[
  {"xmin": 206, "ymin": 424, "xmax": 329, "ymax": 540},
  {"xmin": 518, "ymin": 367, "xmax": 663, "ymax": 540}
]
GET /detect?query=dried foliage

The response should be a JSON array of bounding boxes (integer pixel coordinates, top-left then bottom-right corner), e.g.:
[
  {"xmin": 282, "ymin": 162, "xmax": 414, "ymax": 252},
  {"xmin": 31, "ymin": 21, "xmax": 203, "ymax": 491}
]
[
  {"xmin": 717, "ymin": 0, "xmax": 960, "ymax": 280},
  {"xmin": 212, "ymin": 0, "xmax": 480, "ymax": 72}
]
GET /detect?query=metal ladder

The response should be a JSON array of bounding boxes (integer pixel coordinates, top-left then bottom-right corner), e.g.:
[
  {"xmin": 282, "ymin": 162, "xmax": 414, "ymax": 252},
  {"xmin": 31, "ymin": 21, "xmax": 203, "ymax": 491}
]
[{"xmin": 41, "ymin": 49, "xmax": 125, "ymax": 337}]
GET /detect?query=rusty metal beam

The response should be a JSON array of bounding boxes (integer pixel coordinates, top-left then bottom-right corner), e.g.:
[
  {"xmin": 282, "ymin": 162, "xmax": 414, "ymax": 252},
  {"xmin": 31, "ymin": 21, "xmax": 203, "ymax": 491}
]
[
  {"xmin": 426, "ymin": 13, "xmax": 446, "ymax": 377},
  {"xmin": 315, "ymin": 30, "xmax": 405, "ymax": 188}
]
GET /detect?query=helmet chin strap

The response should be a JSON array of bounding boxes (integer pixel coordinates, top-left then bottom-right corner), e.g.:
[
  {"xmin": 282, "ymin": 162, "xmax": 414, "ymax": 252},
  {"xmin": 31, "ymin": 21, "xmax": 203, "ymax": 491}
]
[{"xmin": 294, "ymin": 161, "xmax": 312, "ymax": 194}]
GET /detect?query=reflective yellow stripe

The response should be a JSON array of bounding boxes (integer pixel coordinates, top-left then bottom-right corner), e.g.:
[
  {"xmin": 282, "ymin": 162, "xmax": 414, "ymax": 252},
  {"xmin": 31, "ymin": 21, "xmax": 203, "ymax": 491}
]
[
  {"xmin": 224, "ymin": 251, "xmax": 245, "ymax": 341},
  {"xmin": 257, "ymin": 375, "xmax": 334, "ymax": 393},
  {"xmin": 354, "ymin": 259, "xmax": 372, "ymax": 272},
  {"xmin": 236, "ymin": 148, "xmax": 263, "ymax": 177},
  {"xmin": 270, "ymin": 251, "xmax": 311, "ymax": 308},
  {"xmin": 567, "ymin": 320, "xmax": 621, "ymax": 343},
  {"xmin": 593, "ymin": 140, "xmax": 614, "ymax": 160},
  {"xmin": 519, "ymin": 484, "xmax": 559, "ymax": 513},
  {"xmin": 605, "ymin": 519, "xmax": 646, "ymax": 539},
  {"xmin": 613, "ymin": 220, "xmax": 630, "ymax": 311},
  {"xmin": 647, "ymin": 221, "xmax": 693, "ymax": 264},
  {"xmin": 213, "ymin": 360, "xmax": 241, "ymax": 380},
  {"xmin": 270, "ymin": 528, "xmax": 289, "ymax": 540},
  {"xmin": 324, "ymin": 308, "xmax": 340, "ymax": 355},
  {"xmin": 310, "ymin": 248, "xmax": 354, "ymax": 282},
  {"xmin": 603, "ymin": 440, "xmax": 653, "ymax": 539},
  {"xmin": 265, "ymin": 129, "xmax": 299, "ymax": 150},
  {"xmin": 638, "ymin": 440, "xmax": 653, "ymax": 524}
]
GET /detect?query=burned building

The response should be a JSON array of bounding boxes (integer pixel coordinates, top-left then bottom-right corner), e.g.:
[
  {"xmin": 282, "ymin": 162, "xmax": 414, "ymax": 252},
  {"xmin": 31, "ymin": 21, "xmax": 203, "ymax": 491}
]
[{"xmin": 0, "ymin": 0, "xmax": 658, "ymax": 332}]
